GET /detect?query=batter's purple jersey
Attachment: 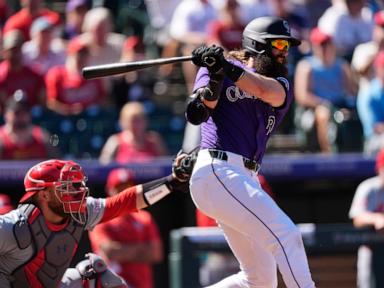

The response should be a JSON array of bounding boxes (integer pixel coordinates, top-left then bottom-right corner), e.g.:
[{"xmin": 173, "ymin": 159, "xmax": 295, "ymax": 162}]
[{"xmin": 193, "ymin": 63, "xmax": 293, "ymax": 163}]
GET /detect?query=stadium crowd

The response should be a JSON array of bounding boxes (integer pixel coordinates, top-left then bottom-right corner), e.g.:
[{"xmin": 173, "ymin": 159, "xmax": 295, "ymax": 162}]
[
  {"xmin": 0, "ymin": 0, "xmax": 382, "ymax": 159},
  {"xmin": 1, "ymin": 0, "xmax": 384, "ymax": 287}
]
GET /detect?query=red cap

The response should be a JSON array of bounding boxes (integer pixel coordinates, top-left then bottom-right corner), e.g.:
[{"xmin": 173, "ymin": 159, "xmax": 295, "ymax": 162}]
[
  {"xmin": 106, "ymin": 168, "xmax": 135, "ymax": 195},
  {"xmin": 67, "ymin": 37, "xmax": 88, "ymax": 54},
  {"xmin": 310, "ymin": 27, "xmax": 332, "ymax": 45},
  {"xmin": 0, "ymin": 194, "xmax": 13, "ymax": 214},
  {"xmin": 376, "ymin": 148, "xmax": 384, "ymax": 172},
  {"xmin": 374, "ymin": 10, "xmax": 384, "ymax": 26},
  {"xmin": 374, "ymin": 51, "xmax": 384, "ymax": 68}
]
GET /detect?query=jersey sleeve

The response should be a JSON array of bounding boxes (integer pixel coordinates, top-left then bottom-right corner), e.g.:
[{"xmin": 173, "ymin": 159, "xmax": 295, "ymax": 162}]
[
  {"xmin": 192, "ymin": 67, "xmax": 210, "ymax": 92},
  {"xmin": 85, "ymin": 197, "xmax": 106, "ymax": 230},
  {"xmin": 0, "ymin": 213, "xmax": 19, "ymax": 254},
  {"xmin": 99, "ymin": 186, "xmax": 138, "ymax": 223},
  {"xmin": 0, "ymin": 211, "xmax": 35, "ymax": 276},
  {"xmin": 275, "ymin": 76, "xmax": 293, "ymax": 110}
]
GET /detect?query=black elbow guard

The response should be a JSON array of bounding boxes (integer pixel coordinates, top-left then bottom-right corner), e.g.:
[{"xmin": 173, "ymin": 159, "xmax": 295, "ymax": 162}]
[{"xmin": 186, "ymin": 96, "xmax": 210, "ymax": 125}]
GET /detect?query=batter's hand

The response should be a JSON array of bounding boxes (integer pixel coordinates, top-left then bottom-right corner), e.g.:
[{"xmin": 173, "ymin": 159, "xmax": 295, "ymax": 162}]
[
  {"xmin": 202, "ymin": 45, "xmax": 224, "ymax": 73},
  {"xmin": 192, "ymin": 45, "xmax": 208, "ymax": 67}
]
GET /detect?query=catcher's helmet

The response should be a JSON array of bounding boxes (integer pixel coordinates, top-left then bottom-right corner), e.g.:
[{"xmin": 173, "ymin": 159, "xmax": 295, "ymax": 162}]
[
  {"xmin": 22, "ymin": 159, "xmax": 89, "ymax": 224},
  {"xmin": 242, "ymin": 16, "xmax": 301, "ymax": 54}
]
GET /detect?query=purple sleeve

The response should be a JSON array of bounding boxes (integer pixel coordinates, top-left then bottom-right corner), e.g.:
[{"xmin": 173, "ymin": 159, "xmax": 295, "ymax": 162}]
[{"xmin": 193, "ymin": 67, "xmax": 211, "ymax": 92}]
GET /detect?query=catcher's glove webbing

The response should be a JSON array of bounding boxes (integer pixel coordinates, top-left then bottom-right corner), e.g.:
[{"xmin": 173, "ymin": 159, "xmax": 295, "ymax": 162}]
[{"xmin": 172, "ymin": 147, "xmax": 199, "ymax": 182}]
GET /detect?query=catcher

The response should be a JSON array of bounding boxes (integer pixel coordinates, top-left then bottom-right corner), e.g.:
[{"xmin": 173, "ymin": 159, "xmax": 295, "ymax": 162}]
[{"xmin": 0, "ymin": 151, "xmax": 196, "ymax": 287}]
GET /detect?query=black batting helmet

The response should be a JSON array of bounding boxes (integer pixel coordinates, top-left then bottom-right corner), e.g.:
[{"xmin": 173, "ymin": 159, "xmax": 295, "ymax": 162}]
[{"xmin": 242, "ymin": 16, "xmax": 301, "ymax": 54}]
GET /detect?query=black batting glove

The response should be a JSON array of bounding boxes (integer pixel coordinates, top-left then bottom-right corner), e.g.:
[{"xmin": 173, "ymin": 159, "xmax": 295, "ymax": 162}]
[
  {"xmin": 192, "ymin": 45, "xmax": 208, "ymax": 67},
  {"xmin": 202, "ymin": 45, "xmax": 244, "ymax": 82},
  {"xmin": 201, "ymin": 45, "xmax": 224, "ymax": 73}
]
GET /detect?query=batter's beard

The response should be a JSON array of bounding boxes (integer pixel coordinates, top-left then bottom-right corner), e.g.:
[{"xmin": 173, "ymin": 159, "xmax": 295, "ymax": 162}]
[{"xmin": 253, "ymin": 53, "xmax": 288, "ymax": 78}]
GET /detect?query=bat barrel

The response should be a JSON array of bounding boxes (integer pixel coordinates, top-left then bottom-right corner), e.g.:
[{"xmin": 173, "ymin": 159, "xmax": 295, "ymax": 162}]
[{"xmin": 82, "ymin": 55, "xmax": 193, "ymax": 80}]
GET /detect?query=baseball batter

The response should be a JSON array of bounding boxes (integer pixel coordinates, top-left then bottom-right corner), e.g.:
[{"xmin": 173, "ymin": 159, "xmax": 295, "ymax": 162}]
[
  {"xmin": 188, "ymin": 17, "xmax": 315, "ymax": 287},
  {"xmin": 0, "ymin": 153, "xmax": 193, "ymax": 288}
]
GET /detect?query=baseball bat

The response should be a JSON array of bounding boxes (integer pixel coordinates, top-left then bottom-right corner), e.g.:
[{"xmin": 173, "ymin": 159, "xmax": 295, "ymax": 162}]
[{"xmin": 82, "ymin": 55, "xmax": 193, "ymax": 80}]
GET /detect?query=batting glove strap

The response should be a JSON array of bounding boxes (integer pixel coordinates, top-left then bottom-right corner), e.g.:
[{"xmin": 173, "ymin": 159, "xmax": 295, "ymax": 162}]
[{"xmin": 222, "ymin": 60, "xmax": 245, "ymax": 83}]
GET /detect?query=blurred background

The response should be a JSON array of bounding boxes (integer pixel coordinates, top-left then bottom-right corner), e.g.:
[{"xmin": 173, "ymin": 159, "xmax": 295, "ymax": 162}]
[{"xmin": 1, "ymin": 0, "xmax": 384, "ymax": 287}]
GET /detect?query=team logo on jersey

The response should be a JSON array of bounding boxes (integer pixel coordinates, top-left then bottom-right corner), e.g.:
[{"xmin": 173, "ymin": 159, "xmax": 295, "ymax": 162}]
[
  {"xmin": 276, "ymin": 77, "xmax": 289, "ymax": 91},
  {"xmin": 226, "ymin": 86, "xmax": 257, "ymax": 102},
  {"xmin": 266, "ymin": 116, "xmax": 276, "ymax": 135}
]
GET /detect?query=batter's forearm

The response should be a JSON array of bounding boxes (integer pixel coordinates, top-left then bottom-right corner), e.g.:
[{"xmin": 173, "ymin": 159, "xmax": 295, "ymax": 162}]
[{"xmin": 236, "ymin": 70, "xmax": 286, "ymax": 107}]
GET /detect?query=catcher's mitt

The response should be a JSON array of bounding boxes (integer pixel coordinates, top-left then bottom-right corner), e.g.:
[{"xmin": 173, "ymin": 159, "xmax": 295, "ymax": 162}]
[{"xmin": 172, "ymin": 147, "xmax": 199, "ymax": 182}]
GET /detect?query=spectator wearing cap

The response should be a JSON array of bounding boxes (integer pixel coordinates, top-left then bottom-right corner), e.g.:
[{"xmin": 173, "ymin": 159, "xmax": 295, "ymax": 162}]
[
  {"xmin": 22, "ymin": 16, "xmax": 66, "ymax": 75},
  {"xmin": 63, "ymin": 0, "xmax": 89, "ymax": 40},
  {"xmin": 45, "ymin": 36, "xmax": 107, "ymax": 116},
  {"xmin": 352, "ymin": 10, "xmax": 384, "ymax": 91},
  {"xmin": 0, "ymin": 89, "xmax": 60, "ymax": 160},
  {"xmin": 0, "ymin": 29, "xmax": 46, "ymax": 110},
  {"xmin": 357, "ymin": 51, "xmax": 384, "ymax": 155},
  {"xmin": 317, "ymin": 0, "xmax": 374, "ymax": 62},
  {"xmin": 88, "ymin": 168, "xmax": 163, "ymax": 288},
  {"xmin": 349, "ymin": 147, "xmax": 384, "ymax": 288},
  {"xmin": 294, "ymin": 27, "xmax": 358, "ymax": 153},
  {"xmin": 0, "ymin": 194, "xmax": 13, "ymax": 215},
  {"xmin": 3, "ymin": 0, "xmax": 60, "ymax": 41}
]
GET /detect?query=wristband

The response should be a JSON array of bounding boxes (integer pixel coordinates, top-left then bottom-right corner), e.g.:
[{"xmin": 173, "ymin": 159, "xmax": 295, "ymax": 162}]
[
  {"xmin": 222, "ymin": 60, "xmax": 245, "ymax": 83},
  {"xmin": 142, "ymin": 176, "xmax": 172, "ymax": 206}
]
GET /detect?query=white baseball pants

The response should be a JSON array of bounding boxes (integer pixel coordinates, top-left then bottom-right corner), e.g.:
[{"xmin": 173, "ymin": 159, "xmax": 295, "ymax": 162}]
[{"xmin": 190, "ymin": 149, "xmax": 315, "ymax": 288}]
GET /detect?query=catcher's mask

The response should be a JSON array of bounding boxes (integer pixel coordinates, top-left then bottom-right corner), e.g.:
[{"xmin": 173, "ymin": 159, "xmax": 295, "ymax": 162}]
[{"xmin": 22, "ymin": 159, "xmax": 89, "ymax": 224}]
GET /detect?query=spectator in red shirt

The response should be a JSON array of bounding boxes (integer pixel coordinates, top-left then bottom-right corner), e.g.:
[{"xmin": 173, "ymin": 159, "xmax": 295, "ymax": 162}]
[
  {"xmin": 0, "ymin": 90, "xmax": 60, "ymax": 160},
  {"xmin": 89, "ymin": 168, "xmax": 163, "ymax": 288},
  {"xmin": 206, "ymin": 0, "xmax": 245, "ymax": 51},
  {"xmin": 3, "ymin": 0, "xmax": 60, "ymax": 41},
  {"xmin": 45, "ymin": 36, "xmax": 107, "ymax": 115},
  {"xmin": 99, "ymin": 102, "xmax": 168, "ymax": 164},
  {"xmin": 0, "ymin": 29, "xmax": 45, "ymax": 111}
]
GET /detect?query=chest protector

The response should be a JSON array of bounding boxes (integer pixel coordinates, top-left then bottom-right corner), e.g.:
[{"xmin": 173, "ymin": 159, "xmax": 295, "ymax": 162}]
[{"xmin": 11, "ymin": 204, "xmax": 84, "ymax": 288}]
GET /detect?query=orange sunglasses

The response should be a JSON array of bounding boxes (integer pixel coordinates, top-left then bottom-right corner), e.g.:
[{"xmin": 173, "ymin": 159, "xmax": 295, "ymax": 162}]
[{"xmin": 271, "ymin": 39, "xmax": 290, "ymax": 51}]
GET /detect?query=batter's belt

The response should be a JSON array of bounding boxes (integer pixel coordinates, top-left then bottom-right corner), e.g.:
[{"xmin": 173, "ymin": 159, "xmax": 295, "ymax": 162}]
[{"xmin": 208, "ymin": 149, "xmax": 261, "ymax": 173}]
